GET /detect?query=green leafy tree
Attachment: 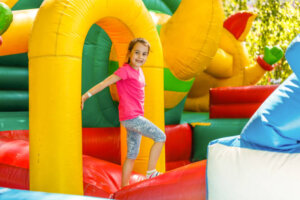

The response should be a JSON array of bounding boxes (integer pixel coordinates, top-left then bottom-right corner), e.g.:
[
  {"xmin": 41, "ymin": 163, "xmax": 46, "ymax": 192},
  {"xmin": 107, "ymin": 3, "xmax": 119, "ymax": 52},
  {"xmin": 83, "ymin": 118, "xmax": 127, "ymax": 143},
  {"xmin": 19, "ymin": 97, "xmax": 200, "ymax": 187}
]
[{"xmin": 222, "ymin": 0, "xmax": 300, "ymax": 85}]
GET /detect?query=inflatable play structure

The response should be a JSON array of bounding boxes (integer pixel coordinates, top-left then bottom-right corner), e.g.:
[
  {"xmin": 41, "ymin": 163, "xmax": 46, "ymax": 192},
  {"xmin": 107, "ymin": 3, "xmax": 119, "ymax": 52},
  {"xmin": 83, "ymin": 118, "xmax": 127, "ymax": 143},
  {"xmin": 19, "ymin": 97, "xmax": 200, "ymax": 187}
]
[
  {"xmin": 207, "ymin": 34, "xmax": 300, "ymax": 200},
  {"xmin": 0, "ymin": 0, "xmax": 292, "ymax": 199}
]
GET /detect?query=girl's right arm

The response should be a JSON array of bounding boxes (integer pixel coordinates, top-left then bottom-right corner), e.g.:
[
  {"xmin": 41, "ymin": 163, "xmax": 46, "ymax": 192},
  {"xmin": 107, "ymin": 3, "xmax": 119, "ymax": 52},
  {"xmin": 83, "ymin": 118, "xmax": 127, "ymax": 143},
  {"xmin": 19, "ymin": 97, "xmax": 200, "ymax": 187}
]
[{"xmin": 81, "ymin": 74, "xmax": 121, "ymax": 110}]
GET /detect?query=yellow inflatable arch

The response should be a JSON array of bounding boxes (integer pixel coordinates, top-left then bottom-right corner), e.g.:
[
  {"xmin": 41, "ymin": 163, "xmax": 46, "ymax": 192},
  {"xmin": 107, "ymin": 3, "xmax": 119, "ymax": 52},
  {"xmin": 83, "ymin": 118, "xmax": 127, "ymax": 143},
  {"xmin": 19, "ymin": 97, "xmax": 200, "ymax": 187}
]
[{"xmin": 29, "ymin": 0, "xmax": 164, "ymax": 195}]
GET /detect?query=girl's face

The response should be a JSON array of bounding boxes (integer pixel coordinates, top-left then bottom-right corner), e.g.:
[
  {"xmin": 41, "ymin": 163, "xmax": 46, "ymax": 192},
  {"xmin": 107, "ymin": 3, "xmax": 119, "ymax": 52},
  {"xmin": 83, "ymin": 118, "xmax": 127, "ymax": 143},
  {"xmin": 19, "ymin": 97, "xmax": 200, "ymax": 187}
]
[{"xmin": 128, "ymin": 42, "xmax": 149, "ymax": 69}]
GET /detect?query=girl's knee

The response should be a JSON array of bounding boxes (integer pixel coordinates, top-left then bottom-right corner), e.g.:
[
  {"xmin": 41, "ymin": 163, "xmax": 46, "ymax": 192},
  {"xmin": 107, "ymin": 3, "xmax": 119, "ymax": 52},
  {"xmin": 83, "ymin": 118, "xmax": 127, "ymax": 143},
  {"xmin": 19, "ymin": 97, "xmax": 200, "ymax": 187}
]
[
  {"xmin": 127, "ymin": 151, "xmax": 139, "ymax": 160},
  {"xmin": 155, "ymin": 132, "xmax": 166, "ymax": 143}
]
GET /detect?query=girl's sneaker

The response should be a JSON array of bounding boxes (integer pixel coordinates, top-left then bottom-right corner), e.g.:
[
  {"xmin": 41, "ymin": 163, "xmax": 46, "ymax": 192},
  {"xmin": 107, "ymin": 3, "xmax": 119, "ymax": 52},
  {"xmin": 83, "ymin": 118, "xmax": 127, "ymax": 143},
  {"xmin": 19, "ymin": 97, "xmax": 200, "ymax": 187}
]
[{"xmin": 146, "ymin": 169, "xmax": 161, "ymax": 179}]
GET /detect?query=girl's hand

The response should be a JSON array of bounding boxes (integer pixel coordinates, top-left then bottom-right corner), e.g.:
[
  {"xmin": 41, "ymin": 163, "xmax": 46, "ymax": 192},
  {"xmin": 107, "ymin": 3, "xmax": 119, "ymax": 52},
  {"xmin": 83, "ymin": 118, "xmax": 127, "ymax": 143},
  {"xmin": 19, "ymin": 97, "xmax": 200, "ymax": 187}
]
[{"xmin": 81, "ymin": 94, "xmax": 88, "ymax": 110}]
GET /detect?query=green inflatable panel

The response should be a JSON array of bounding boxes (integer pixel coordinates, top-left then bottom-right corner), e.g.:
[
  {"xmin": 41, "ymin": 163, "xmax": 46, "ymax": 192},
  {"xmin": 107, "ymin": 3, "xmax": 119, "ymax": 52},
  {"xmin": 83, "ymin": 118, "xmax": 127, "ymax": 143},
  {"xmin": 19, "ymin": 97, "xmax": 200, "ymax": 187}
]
[
  {"xmin": 181, "ymin": 112, "xmax": 249, "ymax": 162},
  {"xmin": 143, "ymin": 0, "xmax": 181, "ymax": 14},
  {"xmin": 143, "ymin": 0, "xmax": 173, "ymax": 15},
  {"xmin": 0, "ymin": 91, "xmax": 28, "ymax": 111},
  {"xmin": 0, "ymin": 112, "xmax": 28, "ymax": 131},
  {"xmin": 165, "ymin": 96, "xmax": 186, "ymax": 125},
  {"xmin": 82, "ymin": 25, "xmax": 119, "ymax": 127},
  {"xmin": 0, "ymin": 67, "xmax": 28, "ymax": 90},
  {"xmin": 0, "ymin": 54, "xmax": 28, "ymax": 67},
  {"xmin": 180, "ymin": 111, "xmax": 209, "ymax": 123},
  {"xmin": 161, "ymin": 0, "xmax": 181, "ymax": 13},
  {"xmin": 12, "ymin": 0, "xmax": 43, "ymax": 10}
]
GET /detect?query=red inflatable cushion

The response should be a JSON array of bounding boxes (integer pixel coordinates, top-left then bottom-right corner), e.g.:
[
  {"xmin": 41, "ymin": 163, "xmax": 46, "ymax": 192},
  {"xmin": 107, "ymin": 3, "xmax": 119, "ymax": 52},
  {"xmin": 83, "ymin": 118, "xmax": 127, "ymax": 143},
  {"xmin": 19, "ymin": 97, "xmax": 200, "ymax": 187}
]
[
  {"xmin": 113, "ymin": 160, "xmax": 207, "ymax": 200},
  {"xmin": 0, "ymin": 138, "xmax": 144, "ymax": 198},
  {"xmin": 210, "ymin": 85, "xmax": 278, "ymax": 118},
  {"xmin": 165, "ymin": 124, "xmax": 192, "ymax": 170},
  {"xmin": 0, "ymin": 124, "xmax": 193, "ymax": 171}
]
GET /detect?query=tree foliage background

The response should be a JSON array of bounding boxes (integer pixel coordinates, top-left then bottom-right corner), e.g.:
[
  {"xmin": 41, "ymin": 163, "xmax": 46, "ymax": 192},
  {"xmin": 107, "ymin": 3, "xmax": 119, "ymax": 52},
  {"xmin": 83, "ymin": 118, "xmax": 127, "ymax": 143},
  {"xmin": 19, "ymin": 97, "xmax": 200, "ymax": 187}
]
[{"xmin": 222, "ymin": 0, "xmax": 300, "ymax": 85}]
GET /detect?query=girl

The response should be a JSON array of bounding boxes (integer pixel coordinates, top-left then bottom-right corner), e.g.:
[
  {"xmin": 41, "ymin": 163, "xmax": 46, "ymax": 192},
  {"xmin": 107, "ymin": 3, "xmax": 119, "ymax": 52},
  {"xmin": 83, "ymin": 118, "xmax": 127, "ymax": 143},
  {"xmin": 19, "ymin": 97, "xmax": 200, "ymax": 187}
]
[{"xmin": 81, "ymin": 38, "xmax": 166, "ymax": 187}]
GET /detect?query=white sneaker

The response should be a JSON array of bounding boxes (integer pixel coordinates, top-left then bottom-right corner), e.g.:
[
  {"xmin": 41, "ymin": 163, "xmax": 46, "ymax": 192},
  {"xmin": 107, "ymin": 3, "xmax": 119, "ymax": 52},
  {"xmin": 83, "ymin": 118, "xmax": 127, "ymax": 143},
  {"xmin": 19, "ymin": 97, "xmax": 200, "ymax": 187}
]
[{"xmin": 146, "ymin": 170, "xmax": 162, "ymax": 179}]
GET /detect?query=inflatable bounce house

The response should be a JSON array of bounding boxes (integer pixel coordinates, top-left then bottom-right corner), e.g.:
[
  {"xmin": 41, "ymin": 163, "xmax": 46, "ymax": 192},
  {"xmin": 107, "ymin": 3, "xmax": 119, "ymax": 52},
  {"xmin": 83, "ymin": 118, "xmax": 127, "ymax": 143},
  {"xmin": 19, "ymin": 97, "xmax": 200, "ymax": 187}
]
[
  {"xmin": 0, "ymin": 0, "xmax": 295, "ymax": 199},
  {"xmin": 207, "ymin": 35, "xmax": 300, "ymax": 200}
]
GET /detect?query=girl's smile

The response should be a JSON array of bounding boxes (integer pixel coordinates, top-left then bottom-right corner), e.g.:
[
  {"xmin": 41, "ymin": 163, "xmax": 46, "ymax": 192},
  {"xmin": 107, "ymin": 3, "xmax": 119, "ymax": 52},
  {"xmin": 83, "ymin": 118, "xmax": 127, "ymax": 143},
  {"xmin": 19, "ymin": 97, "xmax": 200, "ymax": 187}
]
[{"xmin": 128, "ymin": 42, "xmax": 149, "ymax": 69}]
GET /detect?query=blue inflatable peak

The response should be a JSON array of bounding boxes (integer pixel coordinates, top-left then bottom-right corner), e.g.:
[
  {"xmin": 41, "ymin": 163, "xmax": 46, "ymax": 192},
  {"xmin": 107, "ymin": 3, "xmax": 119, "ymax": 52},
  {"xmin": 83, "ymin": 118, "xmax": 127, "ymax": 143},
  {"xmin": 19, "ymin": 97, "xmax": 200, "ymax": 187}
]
[{"xmin": 240, "ymin": 35, "xmax": 300, "ymax": 151}]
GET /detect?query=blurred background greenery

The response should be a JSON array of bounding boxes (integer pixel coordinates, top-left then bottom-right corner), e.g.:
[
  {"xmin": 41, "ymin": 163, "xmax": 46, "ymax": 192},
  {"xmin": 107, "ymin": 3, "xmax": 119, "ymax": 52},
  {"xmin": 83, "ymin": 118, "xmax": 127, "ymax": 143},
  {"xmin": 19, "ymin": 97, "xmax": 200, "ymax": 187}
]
[{"xmin": 222, "ymin": 0, "xmax": 300, "ymax": 85}]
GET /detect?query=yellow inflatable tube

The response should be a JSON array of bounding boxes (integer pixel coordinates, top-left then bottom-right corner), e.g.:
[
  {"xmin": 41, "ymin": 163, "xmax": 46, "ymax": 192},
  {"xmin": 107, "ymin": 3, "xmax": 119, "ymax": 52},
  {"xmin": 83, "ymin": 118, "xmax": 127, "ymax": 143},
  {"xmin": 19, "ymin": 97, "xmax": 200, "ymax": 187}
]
[{"xmin": 29, "ymin": 0, "xmax": 164, "ymax": 195}]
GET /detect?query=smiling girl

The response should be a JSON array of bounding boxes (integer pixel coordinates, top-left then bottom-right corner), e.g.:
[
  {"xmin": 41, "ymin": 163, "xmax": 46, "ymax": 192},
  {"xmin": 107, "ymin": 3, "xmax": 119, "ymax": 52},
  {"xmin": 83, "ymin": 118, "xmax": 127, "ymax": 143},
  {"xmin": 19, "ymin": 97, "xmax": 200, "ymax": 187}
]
[{"xmin": 81, "ymin": 38, "xmax": 166, "ymax": 187}]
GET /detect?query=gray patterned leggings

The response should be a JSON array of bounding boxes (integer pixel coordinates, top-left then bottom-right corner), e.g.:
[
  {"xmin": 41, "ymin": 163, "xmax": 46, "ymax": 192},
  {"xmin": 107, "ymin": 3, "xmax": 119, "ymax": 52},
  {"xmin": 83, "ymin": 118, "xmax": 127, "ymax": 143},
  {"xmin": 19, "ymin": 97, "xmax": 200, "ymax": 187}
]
[{"xmin": 121, "ymin": 116, "xmax": 166, "ymax": 159}]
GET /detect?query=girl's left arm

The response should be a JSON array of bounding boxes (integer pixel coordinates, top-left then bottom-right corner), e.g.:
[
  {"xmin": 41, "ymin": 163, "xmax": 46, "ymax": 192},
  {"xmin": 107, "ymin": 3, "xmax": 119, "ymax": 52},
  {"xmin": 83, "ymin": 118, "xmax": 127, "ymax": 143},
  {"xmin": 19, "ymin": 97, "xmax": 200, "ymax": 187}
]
[{"xmin": 81, "ymin": 74, "xmax": 121, "ymax": 109}]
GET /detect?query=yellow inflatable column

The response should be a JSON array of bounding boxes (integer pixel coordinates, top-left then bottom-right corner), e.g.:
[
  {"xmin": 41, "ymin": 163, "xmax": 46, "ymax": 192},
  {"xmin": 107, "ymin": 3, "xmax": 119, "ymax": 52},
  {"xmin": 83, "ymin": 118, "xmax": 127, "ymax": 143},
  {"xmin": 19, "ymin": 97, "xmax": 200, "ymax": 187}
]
[{"xmin": 29, "ymin": 0, "xmax": 164, "ymax": 194}]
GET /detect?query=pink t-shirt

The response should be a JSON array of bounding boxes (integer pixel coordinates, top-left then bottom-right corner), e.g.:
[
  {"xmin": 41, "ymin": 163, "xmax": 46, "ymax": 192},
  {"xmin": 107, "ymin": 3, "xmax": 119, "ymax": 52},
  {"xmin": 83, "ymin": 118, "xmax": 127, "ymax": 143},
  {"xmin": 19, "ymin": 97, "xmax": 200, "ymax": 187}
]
[{"xmin": 114, "ymin": 63, "xmax": 145, "ymax": 121}]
